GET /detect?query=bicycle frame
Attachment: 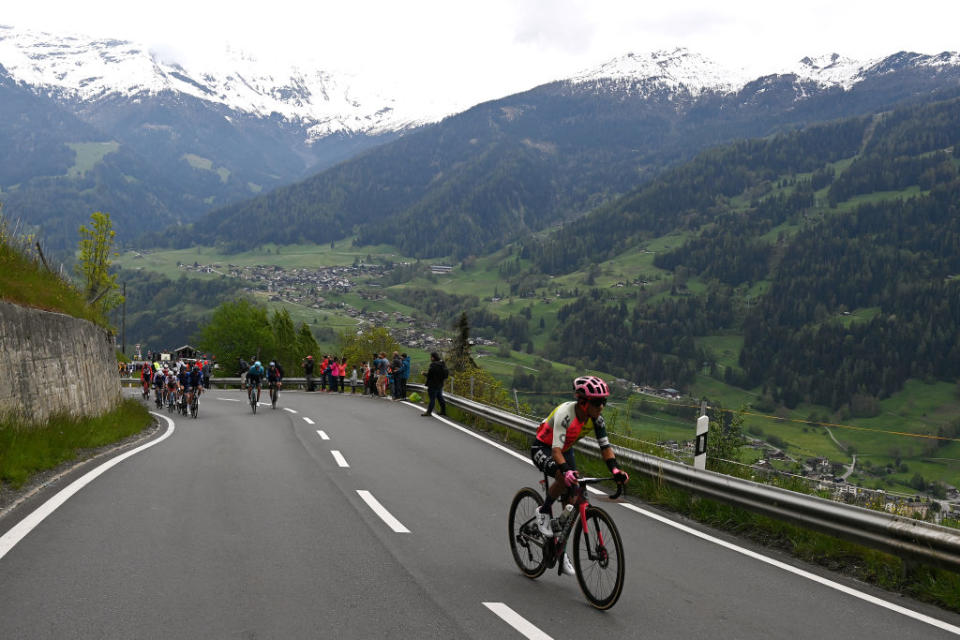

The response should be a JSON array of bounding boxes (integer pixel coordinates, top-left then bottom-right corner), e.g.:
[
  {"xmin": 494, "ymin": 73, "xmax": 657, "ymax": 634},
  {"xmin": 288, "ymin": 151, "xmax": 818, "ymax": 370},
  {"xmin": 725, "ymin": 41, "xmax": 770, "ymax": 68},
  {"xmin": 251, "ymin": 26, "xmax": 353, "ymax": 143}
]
[{"xmin": 540, "ymin": 473, "xmax": 622, "ymax": 569}]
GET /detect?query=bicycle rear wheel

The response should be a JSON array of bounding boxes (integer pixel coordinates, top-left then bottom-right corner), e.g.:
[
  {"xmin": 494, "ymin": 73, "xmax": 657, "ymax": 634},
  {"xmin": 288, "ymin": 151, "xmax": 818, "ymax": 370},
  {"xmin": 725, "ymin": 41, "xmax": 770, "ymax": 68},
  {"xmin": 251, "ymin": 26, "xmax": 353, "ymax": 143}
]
[
  {"xmin": 250, "ymin": 390, "xmax": 257, "ymax": 414},
  {"xmin": 508, "ymin": 487, "xmax": 548, "ymax": 578},
  {"xmin": 572, "ymin": 505, "xmax": 625, "ymax": 610},
  {"xmin": 271, "ymin": 387, "xmax": 278, "ymax": 409},
  {"xmin": 191, "ymin": 395, "xmax": 199, "ymax": 418}
]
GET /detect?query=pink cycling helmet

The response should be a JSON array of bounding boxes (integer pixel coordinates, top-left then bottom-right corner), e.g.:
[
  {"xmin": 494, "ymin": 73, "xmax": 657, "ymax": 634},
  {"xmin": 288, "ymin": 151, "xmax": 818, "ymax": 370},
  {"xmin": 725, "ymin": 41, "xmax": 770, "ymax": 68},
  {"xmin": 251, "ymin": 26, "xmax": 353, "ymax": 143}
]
[{"xmin": 573, "ymin": 375, "xmax": 609, "ymax": 398}]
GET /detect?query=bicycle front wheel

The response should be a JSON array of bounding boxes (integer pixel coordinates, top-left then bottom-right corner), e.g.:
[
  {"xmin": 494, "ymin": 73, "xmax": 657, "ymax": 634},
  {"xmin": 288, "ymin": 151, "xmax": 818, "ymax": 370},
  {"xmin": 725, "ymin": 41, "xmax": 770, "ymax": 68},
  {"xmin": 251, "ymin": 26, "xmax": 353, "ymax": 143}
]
[
  {"xmin": 572, "ymin": 505, "xmax": 625, "ymax": 610},
  {"xmin": 508, "ymin": 487, "xmax": 548, "ymax": 578}
]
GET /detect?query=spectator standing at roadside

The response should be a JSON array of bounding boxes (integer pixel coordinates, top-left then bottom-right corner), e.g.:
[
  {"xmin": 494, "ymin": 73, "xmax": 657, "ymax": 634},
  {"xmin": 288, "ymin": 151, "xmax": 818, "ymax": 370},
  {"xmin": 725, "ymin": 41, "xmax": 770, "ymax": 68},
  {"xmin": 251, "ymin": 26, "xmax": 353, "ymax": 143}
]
[
  {"xmin": 303, "ymin": 355, "xmax": 315, "ymax": 391},
  {"xmin": 324, "ymin": 357, "xmax": 335, "ymax": 393},
  {"xmin": 379, "ymin": 352, "xmax": 391, "ymax": 397},
  {"xmin": 338, "ymin": 356, "xmax": 347, "ymax": 393},
  {"xmin": 202, "ymin": 360, "xmax": 211, "ymax": 389},
  {"xmin": 399, "ymin": 353, "xmax": 411, "ymax": 400},
  {"xmin": 371, "ymin": 353, "xmax": 381, "ymax": 395},
  {"xmin": 421, "ymin": 352, "xmax": 448, "ymax": 416},
  {"xmin": 319, "ymin": 355, "xmax": 329, "ymax": 392},
  {"xmin": 349, "ymin": 364, "xmax": 359, "ymax": 393},
  {"xmin": 391, "ymin": 351, "xmax": 403, "ymax": 400},
  {"xmin": 330, "ymin": 357, "xmax": 341, "ymax": 393}
]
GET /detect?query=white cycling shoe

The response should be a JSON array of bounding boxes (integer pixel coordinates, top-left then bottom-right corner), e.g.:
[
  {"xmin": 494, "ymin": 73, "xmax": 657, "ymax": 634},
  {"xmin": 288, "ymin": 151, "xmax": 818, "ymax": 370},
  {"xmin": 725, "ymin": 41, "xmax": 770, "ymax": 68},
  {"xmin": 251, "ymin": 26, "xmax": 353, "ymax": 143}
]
[
  {"xmin": 536, "ymin": 511, "xmax": 554, "ymax": 538},
  {"xmin": 561, "ymin": 554, "xmax": 575, "ymax": 576}
]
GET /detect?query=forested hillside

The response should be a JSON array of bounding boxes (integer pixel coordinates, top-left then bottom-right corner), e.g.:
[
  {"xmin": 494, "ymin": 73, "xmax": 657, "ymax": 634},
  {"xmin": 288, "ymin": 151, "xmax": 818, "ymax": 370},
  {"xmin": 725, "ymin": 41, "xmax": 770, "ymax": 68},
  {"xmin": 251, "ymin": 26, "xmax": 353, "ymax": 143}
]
[
  {"xmin": 510, "ymin": 97, "xmax": 960, "ymax": 409},
  {"xmin": 113, "ymin": 268, "xmax": 244, "ymax": 348}
]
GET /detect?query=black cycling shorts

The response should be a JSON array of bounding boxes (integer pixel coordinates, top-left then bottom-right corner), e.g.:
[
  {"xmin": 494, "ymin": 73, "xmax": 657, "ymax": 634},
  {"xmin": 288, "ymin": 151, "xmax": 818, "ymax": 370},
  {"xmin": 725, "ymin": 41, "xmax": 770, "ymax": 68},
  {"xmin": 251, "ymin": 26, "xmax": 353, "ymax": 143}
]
[{"xmin": 531, "ymin": 442, "xmax": 577, "ymax": 477}]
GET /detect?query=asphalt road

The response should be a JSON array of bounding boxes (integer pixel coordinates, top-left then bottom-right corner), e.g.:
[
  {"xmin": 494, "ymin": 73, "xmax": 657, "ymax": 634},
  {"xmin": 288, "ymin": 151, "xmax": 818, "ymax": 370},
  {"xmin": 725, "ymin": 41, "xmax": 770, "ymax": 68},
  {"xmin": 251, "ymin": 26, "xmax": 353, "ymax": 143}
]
[{"xmin": 1, "ymin": 388, "xmax": 959, "ymax": 639}]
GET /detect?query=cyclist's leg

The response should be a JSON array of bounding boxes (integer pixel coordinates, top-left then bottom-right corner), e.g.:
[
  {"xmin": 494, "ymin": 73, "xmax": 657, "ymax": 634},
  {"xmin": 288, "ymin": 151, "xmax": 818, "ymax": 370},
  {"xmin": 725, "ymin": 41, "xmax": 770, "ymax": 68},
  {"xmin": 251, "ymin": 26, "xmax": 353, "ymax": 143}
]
[{"xmin": 533, "ymin": 445, "xmax": 575, "ymax": 505}]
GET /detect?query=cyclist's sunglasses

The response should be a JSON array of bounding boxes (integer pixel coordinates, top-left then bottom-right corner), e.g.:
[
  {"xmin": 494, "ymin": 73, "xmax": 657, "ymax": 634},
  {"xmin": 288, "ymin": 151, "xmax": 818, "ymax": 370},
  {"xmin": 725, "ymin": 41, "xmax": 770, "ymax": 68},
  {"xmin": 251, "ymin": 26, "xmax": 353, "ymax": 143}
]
[{"xmin": 588, "ymin": 397, "xmax": 607, "ymax": 407}]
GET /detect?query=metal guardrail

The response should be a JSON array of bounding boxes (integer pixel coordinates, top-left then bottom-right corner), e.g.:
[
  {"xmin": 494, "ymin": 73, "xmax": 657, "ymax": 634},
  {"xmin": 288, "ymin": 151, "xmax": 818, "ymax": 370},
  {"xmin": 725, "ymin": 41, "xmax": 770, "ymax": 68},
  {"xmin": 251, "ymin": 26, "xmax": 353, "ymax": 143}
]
[{"xmin": 407, "ymin": 383, "xmax": 960, "ymax": 573}]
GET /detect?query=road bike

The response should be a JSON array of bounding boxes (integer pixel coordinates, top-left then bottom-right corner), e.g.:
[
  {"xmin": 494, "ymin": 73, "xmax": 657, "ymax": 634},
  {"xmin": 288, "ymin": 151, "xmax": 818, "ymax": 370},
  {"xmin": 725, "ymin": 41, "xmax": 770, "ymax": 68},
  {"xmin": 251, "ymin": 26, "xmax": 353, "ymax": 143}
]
[
  {"xmin": 248, "ymin": 384, "xmax": 259, "ymax": 414},
  {"xmin": 268, "ymin": 381, "xmax": 281, "ymax": 409},
  {"xmin": 509, "ymin": 473, "xmax": 626, "ymax": 609},
  {"xmin": 190, "ymin": 388, "xmax": 200, "ymax": 419}
]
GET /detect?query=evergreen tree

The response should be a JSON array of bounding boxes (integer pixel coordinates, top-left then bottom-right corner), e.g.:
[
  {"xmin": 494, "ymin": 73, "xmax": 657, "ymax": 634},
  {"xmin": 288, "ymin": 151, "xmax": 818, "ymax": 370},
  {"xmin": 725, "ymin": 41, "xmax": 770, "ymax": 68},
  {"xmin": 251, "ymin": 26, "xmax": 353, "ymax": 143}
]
[{"xmin": 447, "ymin": 312, "xmax": 477, "ymax": 373}]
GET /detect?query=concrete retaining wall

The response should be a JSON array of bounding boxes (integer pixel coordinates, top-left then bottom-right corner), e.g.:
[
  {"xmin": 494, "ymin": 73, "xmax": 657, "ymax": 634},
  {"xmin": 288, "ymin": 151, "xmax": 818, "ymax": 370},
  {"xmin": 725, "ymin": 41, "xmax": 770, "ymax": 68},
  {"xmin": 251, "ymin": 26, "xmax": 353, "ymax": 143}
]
[{"xmin": 0, "ymin": 301, "xmax": 120, "ymax": 423}]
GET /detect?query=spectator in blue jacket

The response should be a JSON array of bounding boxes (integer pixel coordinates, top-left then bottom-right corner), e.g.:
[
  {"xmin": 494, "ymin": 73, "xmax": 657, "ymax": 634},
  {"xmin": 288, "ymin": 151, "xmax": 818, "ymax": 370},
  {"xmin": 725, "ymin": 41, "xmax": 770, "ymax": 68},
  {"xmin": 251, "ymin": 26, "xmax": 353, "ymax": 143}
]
[{"xmin": 399, "ymin": 353, "xmax": 411, "ymax": 400}]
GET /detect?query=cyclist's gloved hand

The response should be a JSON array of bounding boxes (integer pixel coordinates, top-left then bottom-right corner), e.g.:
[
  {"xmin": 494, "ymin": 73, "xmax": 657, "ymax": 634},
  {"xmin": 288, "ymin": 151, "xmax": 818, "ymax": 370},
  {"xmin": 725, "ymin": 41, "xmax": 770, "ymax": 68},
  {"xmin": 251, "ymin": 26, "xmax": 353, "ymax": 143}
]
[
  {"xmin": 612, "ymin": 467, "xmax": 629, "ymax": 484},
  {"xmin": 563, "ymin": 470, "xmax": 580, "ymax": 487}
]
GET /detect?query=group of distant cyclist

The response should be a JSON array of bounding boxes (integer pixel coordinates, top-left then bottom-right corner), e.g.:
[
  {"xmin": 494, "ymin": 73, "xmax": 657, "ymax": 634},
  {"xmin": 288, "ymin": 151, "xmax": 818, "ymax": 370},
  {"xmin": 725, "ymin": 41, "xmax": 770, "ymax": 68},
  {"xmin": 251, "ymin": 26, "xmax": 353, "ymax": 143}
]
[{"xmin": 141, "ymin": 360, "xmax": 205, "ymax": 415}]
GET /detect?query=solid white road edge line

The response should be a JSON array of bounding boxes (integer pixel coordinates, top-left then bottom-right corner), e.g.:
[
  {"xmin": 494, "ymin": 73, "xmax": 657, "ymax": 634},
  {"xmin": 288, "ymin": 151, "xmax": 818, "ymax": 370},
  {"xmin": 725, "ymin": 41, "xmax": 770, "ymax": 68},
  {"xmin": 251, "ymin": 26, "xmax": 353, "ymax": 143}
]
[
  {"xmin": 419, "ymin": 403, "xmax": 960, "ymax": 633},
  {"xmin": 402, "ymin": 404, "xmax": 534, "ymax": 466},
  {"xmin": 619, "ymin": 502, "xmax": 960, "ymax": 636},
  {"xmin": 0, "ymin": 412, "xmax": 176, "ymax": 562},
  {"xmin": 356, "ymin": 490, "xmax": 410, "ymax": 533},
  {"xmin": 303, "ymin": 417, "xmax": 315, "ymax": 425},
  {"xmin": 331, "ymin": 450, "xmax": 349, "ymax": 467},
  {"xmin": 317, "ymin": 430, "xmax": 330, "ymax": 440},
  {"xmin": 482, "ymin": 603, "xmax": 553, "ymax": 640}
]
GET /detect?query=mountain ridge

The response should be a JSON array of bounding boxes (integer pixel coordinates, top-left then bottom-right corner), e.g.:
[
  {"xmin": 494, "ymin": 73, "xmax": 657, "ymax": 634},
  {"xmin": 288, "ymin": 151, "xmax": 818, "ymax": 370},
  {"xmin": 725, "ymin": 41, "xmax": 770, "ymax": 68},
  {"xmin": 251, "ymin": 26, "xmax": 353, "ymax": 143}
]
[
  {"xmin": 164, "ymin": 48, "xmax": 960, "ymax": 258},
  {"xmin": 3, "ymin": 23, "xmax": 960, "ymax": 254}
]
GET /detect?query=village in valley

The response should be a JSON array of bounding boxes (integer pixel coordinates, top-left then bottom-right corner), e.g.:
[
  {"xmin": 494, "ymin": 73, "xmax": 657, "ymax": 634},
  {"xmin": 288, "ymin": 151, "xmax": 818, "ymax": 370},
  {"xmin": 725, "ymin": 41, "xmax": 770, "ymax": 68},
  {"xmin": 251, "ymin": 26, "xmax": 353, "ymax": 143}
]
[{"xmin": 170, "ymin": 258, "xmax": 489, "ymax": 354}]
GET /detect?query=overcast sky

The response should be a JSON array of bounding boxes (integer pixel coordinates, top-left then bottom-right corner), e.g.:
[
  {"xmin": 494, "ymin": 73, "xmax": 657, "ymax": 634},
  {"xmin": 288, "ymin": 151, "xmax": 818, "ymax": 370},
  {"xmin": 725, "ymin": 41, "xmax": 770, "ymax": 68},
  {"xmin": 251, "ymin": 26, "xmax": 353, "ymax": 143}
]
[{"xmin": 4, "ymin": 1, "xmax": 959, "ymax": 105}]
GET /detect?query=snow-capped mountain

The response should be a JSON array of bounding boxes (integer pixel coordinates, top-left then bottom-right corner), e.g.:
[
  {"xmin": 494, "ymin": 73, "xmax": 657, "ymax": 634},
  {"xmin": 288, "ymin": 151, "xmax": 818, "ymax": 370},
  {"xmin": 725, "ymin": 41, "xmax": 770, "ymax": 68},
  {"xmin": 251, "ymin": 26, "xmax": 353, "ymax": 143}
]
[
  {"xmin": 0, "ymin": 25, "xmax": 454, "ymax": 139},
  {"xmin": 569, "ymin": 48, "xmax": 755, "ymax": 95},
  {"xmin": 568, "ymin": 46, "xmax": 960, "ymax": 97}
]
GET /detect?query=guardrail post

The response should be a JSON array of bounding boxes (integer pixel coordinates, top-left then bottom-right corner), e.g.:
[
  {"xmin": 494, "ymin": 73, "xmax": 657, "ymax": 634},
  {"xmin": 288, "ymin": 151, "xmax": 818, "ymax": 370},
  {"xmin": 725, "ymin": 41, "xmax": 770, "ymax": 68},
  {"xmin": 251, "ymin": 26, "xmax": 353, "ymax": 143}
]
[{"xmin": 694, "ymin": 402, "xmax": 709, "ymax": 470}]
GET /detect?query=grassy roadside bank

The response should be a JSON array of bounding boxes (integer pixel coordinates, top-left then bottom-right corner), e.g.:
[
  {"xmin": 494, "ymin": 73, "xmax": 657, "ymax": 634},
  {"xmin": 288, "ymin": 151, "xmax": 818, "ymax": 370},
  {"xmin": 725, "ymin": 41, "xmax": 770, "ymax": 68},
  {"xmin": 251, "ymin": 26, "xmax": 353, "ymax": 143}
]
[
  {"xmin": 0, "ymin": 398, "xmax": 153, "ymax": 489},
  {"xmin": 0, "ymin": 217, "xmax": 105, "ymax": 327},
  {"xmin": 442, "ymin": 404, "xmax": 960, "ymax": 615}
]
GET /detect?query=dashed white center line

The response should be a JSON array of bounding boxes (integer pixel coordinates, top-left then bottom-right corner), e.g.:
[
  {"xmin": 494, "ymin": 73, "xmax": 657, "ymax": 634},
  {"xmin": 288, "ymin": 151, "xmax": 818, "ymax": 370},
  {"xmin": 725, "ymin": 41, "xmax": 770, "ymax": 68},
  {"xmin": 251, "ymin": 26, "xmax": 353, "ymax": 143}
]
[
  {"xmin": 283, "ymin": 407, "xmax": 297, "ymax": 414},
  {"xmin": 483, "ymin": 603, "xmax": 552, "ymax": 639},
  {"xmin": 331, "ymin": 450, "xmax": 349, "ymax": 467},
  {"xmin": 317, "ymin": 430, "xmax": 329, "ymax": 440},
  {"xmin": 356, "ymin": 490, "xmax": 410, "ymax": 533},
  {"xmin": 303, "ymin": 417, "xmax": 315, "ymax": 425},
  {"xmin": 217, "ymin": 397, "xmax": 241, "ymax": 402}
]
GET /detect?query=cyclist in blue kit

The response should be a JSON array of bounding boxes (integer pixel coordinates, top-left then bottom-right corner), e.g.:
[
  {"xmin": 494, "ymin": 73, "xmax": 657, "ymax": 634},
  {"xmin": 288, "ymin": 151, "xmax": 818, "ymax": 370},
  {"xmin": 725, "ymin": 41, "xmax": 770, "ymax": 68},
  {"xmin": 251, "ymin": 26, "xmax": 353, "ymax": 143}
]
[{"xmin": 246, "ymin": 360, "xmax": 265, "ymax": 404}]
